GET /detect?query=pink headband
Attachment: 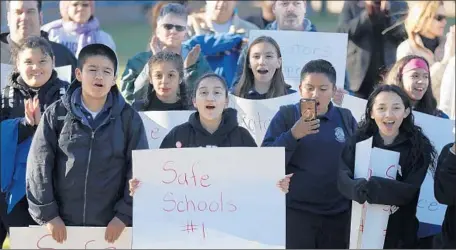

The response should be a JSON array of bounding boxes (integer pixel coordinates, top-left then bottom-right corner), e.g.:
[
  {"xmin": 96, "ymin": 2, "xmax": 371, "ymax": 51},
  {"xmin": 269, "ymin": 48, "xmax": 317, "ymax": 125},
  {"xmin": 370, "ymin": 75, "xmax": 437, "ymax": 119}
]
[{"xmin": 401, "ymin": 58, "xmax": 429, "ymax": 74}]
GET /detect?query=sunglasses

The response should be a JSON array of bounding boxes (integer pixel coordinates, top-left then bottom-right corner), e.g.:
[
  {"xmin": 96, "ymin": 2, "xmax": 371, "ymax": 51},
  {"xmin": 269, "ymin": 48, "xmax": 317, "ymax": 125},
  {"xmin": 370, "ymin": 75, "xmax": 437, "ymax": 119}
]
[
  {"xmin": 162, "ymin": 24, "xmax": 186, "ymax": 32},
  {"xmin": 434, "ymin": 14, "xmax": 446, "ymax": 22}
]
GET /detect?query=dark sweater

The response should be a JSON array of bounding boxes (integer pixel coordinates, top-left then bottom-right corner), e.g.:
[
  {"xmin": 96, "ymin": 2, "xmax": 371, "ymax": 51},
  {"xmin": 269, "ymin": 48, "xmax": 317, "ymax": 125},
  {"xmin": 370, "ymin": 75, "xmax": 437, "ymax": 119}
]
[{"xmin": 434, "ymin": 143, "xmax": 456, "ymax": 249}]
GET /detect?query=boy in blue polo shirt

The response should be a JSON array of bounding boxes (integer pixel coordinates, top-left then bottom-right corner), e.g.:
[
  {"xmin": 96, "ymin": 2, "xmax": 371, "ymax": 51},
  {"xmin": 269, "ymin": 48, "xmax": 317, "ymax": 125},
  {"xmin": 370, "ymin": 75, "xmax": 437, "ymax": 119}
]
[{"xmin": 262, "ymin": 59, "xmax": 357, "ymax": 249}]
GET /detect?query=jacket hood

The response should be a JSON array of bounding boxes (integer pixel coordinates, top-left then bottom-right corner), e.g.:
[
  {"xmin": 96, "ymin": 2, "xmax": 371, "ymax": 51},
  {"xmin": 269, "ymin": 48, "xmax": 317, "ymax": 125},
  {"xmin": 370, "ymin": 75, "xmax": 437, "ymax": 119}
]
[
  {"xmin": 0, "ymin": 31, "xmax": 51, "ymax": 45},
  {"xmin": 8, "ymin": 70, "xmax": 67, "ymax": 101},
  {"xmin": 188, "ymin": 108, "xmax": 239, "ymax": 137},
  {"xmin": 62, "ymin": 79, "xmax": 125, "ymax": 117}
]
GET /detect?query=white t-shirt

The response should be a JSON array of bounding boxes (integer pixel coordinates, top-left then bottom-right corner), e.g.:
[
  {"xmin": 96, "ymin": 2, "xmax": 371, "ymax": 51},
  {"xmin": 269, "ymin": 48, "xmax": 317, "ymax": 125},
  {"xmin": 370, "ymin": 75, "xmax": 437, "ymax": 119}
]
[{"xmin": 81, "ymin": 97, "xmax": 100, "ymax": 119}]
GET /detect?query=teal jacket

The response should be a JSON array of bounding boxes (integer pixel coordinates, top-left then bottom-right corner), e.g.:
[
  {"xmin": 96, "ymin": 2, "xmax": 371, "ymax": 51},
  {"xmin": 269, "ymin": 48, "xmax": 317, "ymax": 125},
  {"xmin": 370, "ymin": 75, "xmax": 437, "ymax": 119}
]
[{"xmin": 120, "ymin": 45, "xmax": 212, "ymax": 104}]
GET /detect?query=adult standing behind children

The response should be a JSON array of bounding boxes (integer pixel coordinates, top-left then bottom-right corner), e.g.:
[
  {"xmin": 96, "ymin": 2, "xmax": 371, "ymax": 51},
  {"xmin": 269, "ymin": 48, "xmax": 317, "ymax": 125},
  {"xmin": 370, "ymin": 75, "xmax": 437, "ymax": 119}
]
[
  {"xmin": 42, "ymin": 0, "xmax": 116, "ymax": 57},
  {"xmin": 397, "ymin": 1, "xmax": 455, "ymax": 105},
  {"xmin": 262, "ymin": 59, "xmax": 357, "ymax": 249},
  {"xmin": 120, "ymin": 3, "xmax": 212, "ymax": 105},
  {"xmin": 26, "ymin": 44, "xmax": 148, "ymax": 244},
  {"xmin": 338, "ymin": 0, "xmax": 408, "ymax": 99},
  {"xmin": 0, "ymin": 36, "xmax": 69, "ymax": 248},
  {"xmin": 1, "ymin": 0, "xmax": 77, "ymax": 79}
]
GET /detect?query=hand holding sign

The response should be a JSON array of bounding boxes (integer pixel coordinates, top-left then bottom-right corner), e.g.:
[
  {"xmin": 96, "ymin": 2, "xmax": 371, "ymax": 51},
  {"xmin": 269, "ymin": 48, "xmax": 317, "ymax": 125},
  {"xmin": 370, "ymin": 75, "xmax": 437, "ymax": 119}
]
[
  {"xmin": 276, "ymin": 174, "xmax": 293, "ymax": 193},
  {"xmin": 105, "ymin": 216, "xmax": 126, "ymax": 244},
  {"xmin": 46, "ymin": 216, "xmax": 67, "ymax": 244},
  {"xmin": 129, "ymin": 178, "xmax": 141, "ymax": 196}
]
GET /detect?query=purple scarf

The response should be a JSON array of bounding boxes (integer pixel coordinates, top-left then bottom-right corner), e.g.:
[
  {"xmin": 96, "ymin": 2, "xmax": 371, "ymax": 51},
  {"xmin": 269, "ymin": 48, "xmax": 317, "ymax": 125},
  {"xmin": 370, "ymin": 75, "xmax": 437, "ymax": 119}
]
[{"xmin": 44, "ymin": 17, "xmax": 100, "ymax": 55}]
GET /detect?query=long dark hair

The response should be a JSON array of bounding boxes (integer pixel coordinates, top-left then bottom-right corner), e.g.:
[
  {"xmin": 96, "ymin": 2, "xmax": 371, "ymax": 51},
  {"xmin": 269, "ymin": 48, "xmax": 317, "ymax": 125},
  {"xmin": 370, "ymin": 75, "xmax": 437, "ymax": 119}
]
[
  {"xmin": 384, "ymin": 55, "xmax": 438, "ymax": 115},
  {"xmin": 358, "ymin": 84, "xmax": 437, "ymax": 174},
  {"xmin": 234, "ymin": 36, "xmax": 288, "ymax": 99},
  {"xmin": 147, "ymin": 51, "xmax": 189, "ymax": 108}
]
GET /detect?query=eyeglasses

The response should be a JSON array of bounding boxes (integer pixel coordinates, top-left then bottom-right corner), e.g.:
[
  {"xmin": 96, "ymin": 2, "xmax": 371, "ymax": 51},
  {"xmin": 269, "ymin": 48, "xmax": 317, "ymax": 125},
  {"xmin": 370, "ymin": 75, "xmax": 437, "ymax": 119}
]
[
  {"xmin": 162, "ymin": 24, "xmax": 186, "ymax": 32},
  {"xmin": 434, "ymin": 14, "xmax": 446, "ymax": 22}
]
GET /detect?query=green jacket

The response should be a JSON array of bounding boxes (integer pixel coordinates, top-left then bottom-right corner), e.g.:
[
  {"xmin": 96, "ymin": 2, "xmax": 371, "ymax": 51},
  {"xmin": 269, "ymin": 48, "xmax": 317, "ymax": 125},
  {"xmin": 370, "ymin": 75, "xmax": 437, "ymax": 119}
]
[{"xmin": 120, "ymin": 46, "xmax": 212, "ymax": 104}]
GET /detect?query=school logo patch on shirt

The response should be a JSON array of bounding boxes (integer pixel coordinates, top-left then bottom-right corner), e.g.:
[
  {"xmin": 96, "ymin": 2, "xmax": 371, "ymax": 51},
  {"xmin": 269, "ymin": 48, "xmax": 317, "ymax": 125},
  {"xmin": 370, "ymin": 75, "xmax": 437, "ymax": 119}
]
[{"xmin": 334, "ymin": 127, "xmax": 346, "ymax": 143}]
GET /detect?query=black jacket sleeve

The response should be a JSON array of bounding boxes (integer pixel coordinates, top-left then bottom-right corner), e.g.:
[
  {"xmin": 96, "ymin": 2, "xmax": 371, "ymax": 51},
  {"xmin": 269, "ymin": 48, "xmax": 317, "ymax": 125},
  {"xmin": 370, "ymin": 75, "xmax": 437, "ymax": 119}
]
[
  {"xmin": 239, "ymin": 127, "xmax": 258, "ymax": 147},
  {"xmin": 337, "ymin": 138, "xmax": 369, "ymax": 204},
  {"xmin": 365, "ymin": 153, "xmax": 430, "ymax": 206},
  {"xmin": 434, "ymin": 144, "xmax": 456, "ymax": 205},
  {"xmin": 114, "ymin": 110, "xmax": 149, "ymax": 226},
  {"xmin": 337, "ymin": 2, "xmax": 373, "ymax": 41},
  {"xmin": 26, "ymin": 105, "xmax": 60, "ymax": 225},
  {"xmin": 159, "ymin": 126, "xmax": 180, "ymax": 149}
]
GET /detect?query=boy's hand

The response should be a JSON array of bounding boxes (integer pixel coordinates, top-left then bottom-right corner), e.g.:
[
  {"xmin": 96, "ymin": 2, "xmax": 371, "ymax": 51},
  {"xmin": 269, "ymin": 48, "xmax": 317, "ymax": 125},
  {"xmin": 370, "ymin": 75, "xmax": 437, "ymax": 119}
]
[
  {"xmin": 105, "ymin": 216, "xmax": 126, "ymax": 243},
  {"xmin": 290, "ymin": 117, "xmax": 320, "ymax": 140},
  {"xmin": 33, "ymin": 96, "xmax": 41, "ymax": 125},
  {"xmin": 46, "ymin": 216, "xmax": 67, "ymax": 244}
]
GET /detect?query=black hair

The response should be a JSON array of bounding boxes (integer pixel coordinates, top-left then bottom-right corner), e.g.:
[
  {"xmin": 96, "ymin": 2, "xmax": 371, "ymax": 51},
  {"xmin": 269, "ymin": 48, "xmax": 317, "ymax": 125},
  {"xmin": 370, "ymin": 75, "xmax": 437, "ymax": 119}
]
[
  {"xmin": 12, "ymin": 36, "xmax": 54, "ymax": 70},
  {"xmin": 6, "ymin": 0, "xmax": 42, "ymax": 12},
  {"xmin": 300, "ymin": 59, "xmax": 337, "ymax": 86},
  {"xmin": 358, "ymin": 84, "xmax": 437, "ymax": 174},
  {"xmin": 192, "ymin": 73, "xmax": 229, "ymax": 99},
  {"xmin": 77, "ymin": 44, "xmax": 118, "ymax": 75},
  {"xmin": 384, "ymin": 55, "xmax": 438, "ymax": 116},
  {"xmin": 148, "ymin": 51, "xmax": 189, "ymax": 108}
]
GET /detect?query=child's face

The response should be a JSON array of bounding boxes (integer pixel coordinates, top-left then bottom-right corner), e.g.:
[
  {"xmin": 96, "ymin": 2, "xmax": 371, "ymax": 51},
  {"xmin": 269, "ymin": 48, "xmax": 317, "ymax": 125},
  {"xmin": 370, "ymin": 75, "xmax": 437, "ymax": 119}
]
[
  {"xmin": 151, "ymin": 61, "xmax": 180, "ymax": 100},
  {"xmin": 370, "ymin": 91, "xmax": 410, "ymax": 139},
  {"xmin": 249, "ymin": 41, "xmax": 281, "ymax": 85},
  {"xmin": 16, "ymin": 48, "xmax": 54, "ymax": 88},
  {"xmin": 76, "ymin": 55, "xmax": 116, "ymax": 100},
  {"xmin": 401, "ymin": 68, "xmax": 429, "ymax": 101},
  {"xmin": 299, "ymin": 73, "xmax": 335, "ymax": 116},
  {"xmin": 193, "ymin": 77, "xmax": 228, "ymax": 121},
  {"xmin": 156, "ymin": 14, "xmax": 187, "ymax": 48},
  {"xmin": 68, "ymin": 1, "xmax": 92, "ymax": 24}
]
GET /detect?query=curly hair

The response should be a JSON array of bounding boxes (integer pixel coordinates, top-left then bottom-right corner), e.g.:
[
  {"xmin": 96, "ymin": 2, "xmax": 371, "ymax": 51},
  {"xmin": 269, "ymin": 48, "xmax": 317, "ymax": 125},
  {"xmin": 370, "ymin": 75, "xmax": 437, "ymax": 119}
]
[
  {"xmin": 146, "ymin": 51, "xmax": 189, "ymax": 109},
  {"xmin": 357, "ymin": 84, "xmax": 437, "ymax": 175},
  {"xmin": 384, "ymin": 55, "xmax": 438, "ymax": 116}
]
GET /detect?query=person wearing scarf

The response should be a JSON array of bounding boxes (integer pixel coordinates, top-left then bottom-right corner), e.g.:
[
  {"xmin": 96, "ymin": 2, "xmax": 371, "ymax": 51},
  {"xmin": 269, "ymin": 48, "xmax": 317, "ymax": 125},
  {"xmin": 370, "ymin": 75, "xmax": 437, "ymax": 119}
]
[{"xmin": 42, "ymin": 0, "xmax": 116, "ymax": 57}]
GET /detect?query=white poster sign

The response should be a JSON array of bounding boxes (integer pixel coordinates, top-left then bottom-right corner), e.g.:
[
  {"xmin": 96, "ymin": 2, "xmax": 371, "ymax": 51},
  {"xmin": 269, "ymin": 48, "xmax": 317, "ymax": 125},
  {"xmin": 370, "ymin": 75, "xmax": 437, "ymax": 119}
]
[
  {"xmin": 1, "ymin": 63, "xmax": 72, "ymax": 89},
  {"xmin": 10, "ymin": 226, "xmax": 132, "ymax": 249},
  {"xmin": 229, "ymin": 93, "xmax": 299, "ymax": 145},
  {"xmin": 343, "ymin": 95, "xmax": 455, "ymax": 226},
  {"xmin": 249, "ymin": 30, "xmax": 348, "ymax": 90},
  {"xmin": 132, "ymin": 148, "xmax": 286, "ymax": 249},
  {"xmin": 139, "ymin": 111, "xmax": 193, "ymax": 149}
]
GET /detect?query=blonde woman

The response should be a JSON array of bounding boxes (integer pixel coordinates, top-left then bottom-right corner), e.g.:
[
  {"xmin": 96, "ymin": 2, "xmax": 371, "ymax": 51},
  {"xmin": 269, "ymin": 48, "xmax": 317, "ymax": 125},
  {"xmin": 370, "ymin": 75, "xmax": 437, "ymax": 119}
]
[{"xmin": 397, "ymin": 1, "xmax": 455, "ymax": 105}]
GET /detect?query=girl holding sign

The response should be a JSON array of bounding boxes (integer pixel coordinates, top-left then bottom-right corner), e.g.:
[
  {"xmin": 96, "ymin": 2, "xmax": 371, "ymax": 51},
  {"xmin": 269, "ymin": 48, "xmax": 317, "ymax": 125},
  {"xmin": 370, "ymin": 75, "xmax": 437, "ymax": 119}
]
[
  {"xmin": 132, "ymin": 51, "xmax": 190, "ymax": 111},
  {"xmin": 385, "ymin": 55, "xmax": 448, "ymax": 118},
  {"xmin": 0, "ymin": 37, "xmax": 68, "ymax": 241},
  {"xmin": 434, "ymin": 142, "xmax": 456, "ymax": 249},
  {"xmin": 385, "ymin": 54, "xmax": 448, "ymax": 247},
  {"xmin": 338, "ymin": 84, "xmax": 437, "ymax": 249},
  {"xmin": 233, "ymin": 36, "xmax": 295, "ymax": 100}
]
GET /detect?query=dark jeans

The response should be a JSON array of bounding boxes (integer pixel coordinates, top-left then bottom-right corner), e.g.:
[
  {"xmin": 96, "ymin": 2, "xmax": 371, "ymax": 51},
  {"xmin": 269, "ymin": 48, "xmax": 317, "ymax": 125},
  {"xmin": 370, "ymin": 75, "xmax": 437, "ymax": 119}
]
[{"xmin": 286, "ymin": 207, "xmax": 350, "ymax": 249}]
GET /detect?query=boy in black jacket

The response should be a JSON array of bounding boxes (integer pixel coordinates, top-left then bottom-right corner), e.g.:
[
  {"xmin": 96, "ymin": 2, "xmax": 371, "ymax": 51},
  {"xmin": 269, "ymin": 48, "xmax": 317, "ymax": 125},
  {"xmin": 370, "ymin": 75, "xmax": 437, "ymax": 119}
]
[
  {"xmin": 26, "ymin": 44, "xmax": 148, "ymax": 244},
  {"xmin": 434, "ymin": 142, "xmax": 456, "ymax": 249}
]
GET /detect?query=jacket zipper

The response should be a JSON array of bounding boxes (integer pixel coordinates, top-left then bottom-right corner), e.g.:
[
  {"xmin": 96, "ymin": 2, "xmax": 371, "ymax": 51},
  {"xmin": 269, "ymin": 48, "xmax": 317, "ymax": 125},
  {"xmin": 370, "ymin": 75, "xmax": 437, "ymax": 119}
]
[{"xmin": 82, "ymin": 130, "xmax": 95, "ymax": 226}]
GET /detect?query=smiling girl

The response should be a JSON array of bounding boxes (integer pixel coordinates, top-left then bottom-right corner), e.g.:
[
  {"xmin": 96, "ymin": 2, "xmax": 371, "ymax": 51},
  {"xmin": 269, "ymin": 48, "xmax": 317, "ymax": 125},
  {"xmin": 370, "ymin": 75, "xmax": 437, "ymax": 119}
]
[
  {"xmin": 233, "ymin": 36, "xmax": 295, "ymax": 99},
  {"xmin": 0, "ymin": 36, "xmax": 68, "ymax": 237},
  {"xmin": 42, "ymin": 0, "xmax": 116, "ymax": 57},
  {"xmin": 385, "ymin": 55, "xmax": 448, "ymax": 118},
  {"xmin": 133, "ymin": 51, "xmax": 189, "ymax": 111},
  {"xmin": 338, "ymin": 84, "xmax": 437, "ymax": 249}
]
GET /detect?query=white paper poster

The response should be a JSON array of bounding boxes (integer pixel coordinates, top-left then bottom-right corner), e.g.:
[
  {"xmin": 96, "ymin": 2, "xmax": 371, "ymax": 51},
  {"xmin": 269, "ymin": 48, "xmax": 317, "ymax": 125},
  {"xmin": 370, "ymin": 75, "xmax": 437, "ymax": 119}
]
[
  {"xmin": 139, "ymin": 111, "xmax": 193, "ymax": 149},
  {"xmin": 229, "ymin": 93, "xmax": 300, "ymax": 145},
  {"xmin": 249, "ymin": 30, "xmax": 348, "ymax": 90},
  {"xmin": 1, "ymin": 63, "xmax": 72, "ymax": 89},
  {"xmin": 10, "ymin": 226, "xmax": 132, "ymax": 249},
  {"xmin": 132, "ymin": 148, "xmax": 286, "ymax": 249}
]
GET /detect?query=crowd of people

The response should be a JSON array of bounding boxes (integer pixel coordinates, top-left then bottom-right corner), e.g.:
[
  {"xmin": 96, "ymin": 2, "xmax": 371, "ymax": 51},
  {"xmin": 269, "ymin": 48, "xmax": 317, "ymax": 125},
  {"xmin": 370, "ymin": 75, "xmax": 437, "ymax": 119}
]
[{"xmin": 0, "ymin": 0, "xmax": 455, "ymax": 249}]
